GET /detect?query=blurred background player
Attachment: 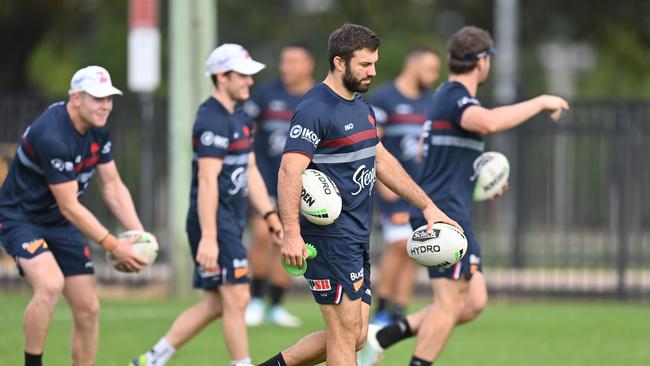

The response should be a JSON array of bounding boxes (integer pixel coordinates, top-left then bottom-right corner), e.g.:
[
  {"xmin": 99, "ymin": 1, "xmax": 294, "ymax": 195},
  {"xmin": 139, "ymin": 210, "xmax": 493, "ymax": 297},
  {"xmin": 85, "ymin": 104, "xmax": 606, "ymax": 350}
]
[
  {"xmin": 0, "ymin": 66, "xmax": 148, "ymax": 366},
  {"xmin": 243, "ymin": 43, "xmax": 315, "ymax": 327},
  {"xmin": 130, "ymin": 44, "xmax": 282, "ymax": 366},
  {"xmin": 358, "ymin": 26, "xmax": 569, "ymax": 366},
  {"xmin": 369, "ymin": 46, "xmax": 441, "ymax": 325}
]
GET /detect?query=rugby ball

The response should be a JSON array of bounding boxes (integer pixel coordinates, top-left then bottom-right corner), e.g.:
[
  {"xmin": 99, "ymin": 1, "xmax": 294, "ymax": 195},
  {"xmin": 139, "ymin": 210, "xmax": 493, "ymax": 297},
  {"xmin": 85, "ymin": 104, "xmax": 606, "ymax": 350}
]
[
  {"xmin": 106, "ymin": 230, "xmax": 159, "ymax": 272},
  {"xmin": 472, "ymin": 151, "xmax": 510, "ymax": 202},
  {"xmin": 300, "ymin": 169, "xmax": 342, "ymax": 226},
  {"xmin": 407, "ymin": 223, "xmax": 467, "ymax": 269}
]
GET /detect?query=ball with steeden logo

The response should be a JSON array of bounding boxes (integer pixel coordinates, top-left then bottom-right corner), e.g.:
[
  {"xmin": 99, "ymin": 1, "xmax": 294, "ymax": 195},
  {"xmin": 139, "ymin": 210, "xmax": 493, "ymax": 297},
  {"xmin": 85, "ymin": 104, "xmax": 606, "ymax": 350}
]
[
  {"xmin": 472, "ymin": 151, "xmax": 510, "ymax": 202},
  {"xmin": 407, "ymin": 223, "xmax": 467, "ymax": 268},
  {"xmin": 300, "ymin": 169, "xmax": 342, "ymax": 225}
]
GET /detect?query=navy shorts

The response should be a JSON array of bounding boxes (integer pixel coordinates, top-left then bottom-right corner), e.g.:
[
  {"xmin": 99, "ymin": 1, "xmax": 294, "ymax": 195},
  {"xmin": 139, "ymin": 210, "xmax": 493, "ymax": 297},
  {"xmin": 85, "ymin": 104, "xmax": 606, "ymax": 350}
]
[
  {"xmin": 409, "ymin": 217, "xmax": 483, "ymax": 280},
  {"xmin": 302, "ymin": 234, "xmax": 371, "ymax": 305},
  {"xmin": 0, "ymin": 218, "xmax": 93, "ymax": 276},
  {"xmin": 186, "ymin": 223, "xmax": 249, "ymax": 290}
]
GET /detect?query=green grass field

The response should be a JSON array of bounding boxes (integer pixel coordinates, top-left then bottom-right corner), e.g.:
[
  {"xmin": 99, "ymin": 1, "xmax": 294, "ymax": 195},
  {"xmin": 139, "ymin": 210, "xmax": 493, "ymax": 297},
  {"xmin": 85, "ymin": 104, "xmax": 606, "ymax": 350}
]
[{"xmin": 0, "ymin": 291, "xmax": 647, "ymax": 365}]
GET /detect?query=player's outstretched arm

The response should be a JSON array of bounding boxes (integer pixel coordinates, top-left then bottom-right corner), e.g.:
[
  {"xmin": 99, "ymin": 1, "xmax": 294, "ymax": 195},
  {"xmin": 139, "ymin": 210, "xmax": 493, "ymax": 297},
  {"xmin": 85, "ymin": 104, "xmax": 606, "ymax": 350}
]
[
  {"xmin": 461, "ymin": 95, "xmax": 570, "ymax": 135},
  {"xmin": 247, "ymin": 152, "xmax": 283, "ymax": 244},
  {"xmin": 277, "ymin": 152, "xmax": 310, "ymax": 267},
  {"xmin": 49, "ymin": 180, "xmax": 147, "ymax": 271},
  {"xmin": 375, "ymin": 142, "xmax": 460, "ymax": 231},
  {"xmin": 96, "ymin": 161, "xmax": 143, "ymax": 231}
]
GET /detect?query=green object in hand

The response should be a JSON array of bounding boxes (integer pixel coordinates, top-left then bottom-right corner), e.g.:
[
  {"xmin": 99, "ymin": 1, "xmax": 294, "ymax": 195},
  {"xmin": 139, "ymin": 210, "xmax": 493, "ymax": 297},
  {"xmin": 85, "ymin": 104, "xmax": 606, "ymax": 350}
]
[{"xmin": 281, "ymin": 243, "xmax": 317, "ymax": 276}]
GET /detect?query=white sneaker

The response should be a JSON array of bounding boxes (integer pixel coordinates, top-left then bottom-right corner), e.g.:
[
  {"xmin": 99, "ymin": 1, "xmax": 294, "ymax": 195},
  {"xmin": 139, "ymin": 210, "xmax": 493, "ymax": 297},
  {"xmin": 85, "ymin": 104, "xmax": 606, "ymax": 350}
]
[
  {"xmin": 267, "ymin": 305, "xmax": 302, "ymax": 327},
  {"xmin": 245, "ymin": 298, "xmax": 265, "ymax": 326},
  {"xmin": 357, "ymin": 323, "xmax": 384, "ymax": 366}
]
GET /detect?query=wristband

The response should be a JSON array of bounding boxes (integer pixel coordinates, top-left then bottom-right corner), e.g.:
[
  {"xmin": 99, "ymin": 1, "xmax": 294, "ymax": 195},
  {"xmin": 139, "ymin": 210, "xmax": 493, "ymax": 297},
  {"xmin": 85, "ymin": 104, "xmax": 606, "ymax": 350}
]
[
  {"xmin": 262, "ymin": 210, "xmax": 278, "ymax": 220},
  {"xmin": 99, "ymin": 232, "xmax": 119, "ymax": 252}
]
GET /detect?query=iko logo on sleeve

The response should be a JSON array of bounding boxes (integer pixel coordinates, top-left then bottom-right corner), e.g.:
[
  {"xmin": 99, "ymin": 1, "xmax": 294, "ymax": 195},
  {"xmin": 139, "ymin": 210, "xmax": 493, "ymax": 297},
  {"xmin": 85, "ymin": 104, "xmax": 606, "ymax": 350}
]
[{"xmin": 289, "ymin": 125, "xmax": 321, "ymax": 148}]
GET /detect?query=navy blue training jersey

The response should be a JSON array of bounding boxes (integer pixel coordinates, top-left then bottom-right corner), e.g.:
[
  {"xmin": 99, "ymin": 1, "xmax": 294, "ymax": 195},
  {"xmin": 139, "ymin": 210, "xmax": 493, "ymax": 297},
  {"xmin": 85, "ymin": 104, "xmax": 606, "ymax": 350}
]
[
  {"xmin": 370, "ymin": 81, "xmax": 432, "ymax": 215},
  {"xmin": 0, "ymin": 102, "xmax": 113, "ymax": 225},
  {"xmin": 244, "ymin": 78, "xmax": 304, "ymax": 198},
  {"xmin": 283, "ymin": 83, "xmax": 378, "ymax": 242},
  {"xmin": 187, "ymin": 98, "xmax": 254, "ymax": 239},
  {"xmin": 416, "ymin": 81, "xmax": 484, "ymax": 223}
]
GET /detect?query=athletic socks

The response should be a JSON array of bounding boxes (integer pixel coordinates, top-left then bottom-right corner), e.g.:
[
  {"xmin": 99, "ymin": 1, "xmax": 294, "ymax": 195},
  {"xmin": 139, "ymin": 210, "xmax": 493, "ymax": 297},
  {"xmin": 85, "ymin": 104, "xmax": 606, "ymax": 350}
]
[
  {"xmin": 146, "ymin": 337, "xmax": 176, "ymax": 365},
  {"xmin": 269, "ymin": 285, "xmax": 286, "ymax": 306},
  {"xmin": 25, "ymin": 352, "xmax": 42, "ymax": 366},
  {"xmin": 251, "ymin": 278, "xmax": 268, "ymax": 299},
  {"xmin": 257, "ymin": 352, "xmax": 287, "ymax": 366},
  {"xmin": 376, "ymin": 316, "xmax": 414, "ymax": 349},
  {"xmin": 391, "ymin": 304, "xmax": 405, "ymax": 320},
  {"xmin": 230, "ymin": 357, "xmax": 252, "ymax": 366},
  {"xmin": 409, "ymin": 355, "xmax": 433, "ymax": 366}
]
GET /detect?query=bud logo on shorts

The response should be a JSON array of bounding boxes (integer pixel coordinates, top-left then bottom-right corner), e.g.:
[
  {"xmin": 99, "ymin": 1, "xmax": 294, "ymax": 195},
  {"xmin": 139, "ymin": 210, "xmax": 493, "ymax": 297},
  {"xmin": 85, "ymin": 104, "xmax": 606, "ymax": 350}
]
[
  {"xmin": 308, "ymin": 279, "xmax": 331, "ymax": 291},
  {"xmin": 21, "ymin": 239, "xmax": 47, "ymax": 254},
  {"xmin": 350, "ymin": 268, "xmax": 365, "ymax": 291},
  {"xmin": 233, "ymin": 258, "xmax": 249, "ymax": 279}
]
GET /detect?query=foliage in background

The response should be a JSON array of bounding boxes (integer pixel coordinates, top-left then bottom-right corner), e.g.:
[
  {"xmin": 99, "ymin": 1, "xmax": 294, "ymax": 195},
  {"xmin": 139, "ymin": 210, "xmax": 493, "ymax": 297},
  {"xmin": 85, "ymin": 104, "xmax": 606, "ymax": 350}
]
[{"xmin": 1, "ymin": 0, "xmax": 649, "ymax": 99}]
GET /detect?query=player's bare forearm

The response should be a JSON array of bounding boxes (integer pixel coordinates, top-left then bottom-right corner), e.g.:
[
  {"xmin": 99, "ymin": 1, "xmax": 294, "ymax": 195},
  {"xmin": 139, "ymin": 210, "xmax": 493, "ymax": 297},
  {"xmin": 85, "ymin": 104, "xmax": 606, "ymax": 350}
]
[
  {"xmin": 197, "ymin": 158, "xmax": 223, "ymax": 240},
  {"xmin": 463, "ymin": 95, "xmax": 569, "ymax": 135},
  {"xmin": 103, "ymin": 181, "xmax": 143, "ymax": 231},
  {"xmin": 376, "ymin": 142, "xmax": 431, "ymax": 210},
  {"xmin": 278, "ymin": 153, "xmax": 310, "ymax": 235},
  {"xmin": 96, "ymin": 161, "xmax": 142, "ymax": 230},
  {"xmin": 50, "ymin": 181, "xmax": 110, "ymax": 243}
]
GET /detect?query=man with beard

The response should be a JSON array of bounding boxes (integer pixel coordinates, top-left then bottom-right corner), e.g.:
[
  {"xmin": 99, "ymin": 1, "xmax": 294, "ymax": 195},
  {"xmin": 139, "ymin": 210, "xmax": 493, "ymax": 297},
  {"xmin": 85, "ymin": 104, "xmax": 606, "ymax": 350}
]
[
  {"xmin": 257, "ymin": 23, "xmax": 458, "ymax": 366},
  {"xmin": 358, "ymin": 26, "xmax": 569, "ymax": 366},
  {"xmin": 243, "ymin": 43, "xmax": 315, "ymax": 328},
  {"xmin": 130, "ymin": 44, "xmax": 282, "ymax": 366},
  {"xmin": 369, "ymin": 46, "xmax": 441, "ymax": 326}
]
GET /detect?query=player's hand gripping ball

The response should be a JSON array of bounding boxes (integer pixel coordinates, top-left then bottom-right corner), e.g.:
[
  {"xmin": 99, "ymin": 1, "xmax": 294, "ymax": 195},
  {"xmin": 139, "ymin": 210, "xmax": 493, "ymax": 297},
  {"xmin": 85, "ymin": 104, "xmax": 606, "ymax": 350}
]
[{"xmin": 106, "ymin": 230, "xmax": 159, "ymax": 272}]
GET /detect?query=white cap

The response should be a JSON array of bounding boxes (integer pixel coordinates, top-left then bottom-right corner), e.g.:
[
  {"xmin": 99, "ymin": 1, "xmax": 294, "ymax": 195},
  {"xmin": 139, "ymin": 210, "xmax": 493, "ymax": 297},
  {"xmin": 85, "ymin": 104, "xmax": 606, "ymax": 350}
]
[
  {"xmin": 205, "ymin": 43, "xmax": 266, "ymax": 76},
  {"xmin": 69, "ymin": 66, "xmax": 123, "ymax": 97}
]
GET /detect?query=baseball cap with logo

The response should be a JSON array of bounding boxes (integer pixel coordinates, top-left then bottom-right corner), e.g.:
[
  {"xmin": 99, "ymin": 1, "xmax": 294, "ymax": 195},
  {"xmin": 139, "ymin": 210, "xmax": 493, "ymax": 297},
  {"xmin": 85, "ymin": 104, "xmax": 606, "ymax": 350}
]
[
  {"xmin": 205, "ymin": 43, "xmax": 266, "ymax": 76},
  {"xmin": 69, "ymin": 66, "xmax": 123, "ymax": 98}
]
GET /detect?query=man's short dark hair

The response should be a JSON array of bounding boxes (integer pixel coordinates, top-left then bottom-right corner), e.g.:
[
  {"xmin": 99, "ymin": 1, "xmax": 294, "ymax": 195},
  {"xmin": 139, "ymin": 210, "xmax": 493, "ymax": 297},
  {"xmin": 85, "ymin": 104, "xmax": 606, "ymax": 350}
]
[
  {"xmin": 405, "ymin": 45, "xmax": 438, "ymax": 64},
  {"xmin": 447, "ymin": 26, "xmax": 494, "ymax": 75},
  {"xmin": 328, "ymin": 23, "xmax": 381, "ymax": 71},
  {"xmin": 284, "ymin": 42, "xmax": 314, "ymax": 58},
  {"xmin": 210, "ymin": 71, "xmax": 232, "ymax": 88}
]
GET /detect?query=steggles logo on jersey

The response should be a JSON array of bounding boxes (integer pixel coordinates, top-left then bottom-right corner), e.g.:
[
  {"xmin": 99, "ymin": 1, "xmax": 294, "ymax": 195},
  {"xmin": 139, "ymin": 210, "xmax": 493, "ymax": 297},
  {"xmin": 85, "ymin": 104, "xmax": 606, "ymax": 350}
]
[
  {"xmin": 289, "ymin": 125, "xmax": 321, "ymax": 147},
  {"xmin": 351, "ymin": 164, "xmax": 376, "ymax": 196},
  {"xmin": 227, "ymin": 167, "xmax": 249, "ymax": 196}
]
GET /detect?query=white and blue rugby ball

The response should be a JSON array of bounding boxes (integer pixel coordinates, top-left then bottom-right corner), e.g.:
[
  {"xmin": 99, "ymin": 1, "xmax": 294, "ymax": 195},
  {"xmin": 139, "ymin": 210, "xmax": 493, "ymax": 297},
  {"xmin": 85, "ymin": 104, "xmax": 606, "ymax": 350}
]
[
  {"xmin": 472, "ymin": 151, "xmax": 510, "ymax": 202},
  {"xmin": 407, "ymin": 223, "xmax": 467, "ymax": 269},
  {"xmin": 106, "ymin": 230, "xmax": 159, "ymax": 272},
  {"xmin": 300, "ymin": 169, "xmax": 342, "ymax": 226}
]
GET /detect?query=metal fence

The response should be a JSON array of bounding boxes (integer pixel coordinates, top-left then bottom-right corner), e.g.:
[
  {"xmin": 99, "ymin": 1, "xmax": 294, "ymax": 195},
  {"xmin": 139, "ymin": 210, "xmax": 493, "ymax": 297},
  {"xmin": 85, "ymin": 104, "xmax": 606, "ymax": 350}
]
[{"xmin": 1, "ymin": 95, "xmax": 649, "ymax": 300}]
